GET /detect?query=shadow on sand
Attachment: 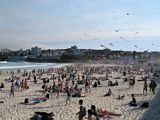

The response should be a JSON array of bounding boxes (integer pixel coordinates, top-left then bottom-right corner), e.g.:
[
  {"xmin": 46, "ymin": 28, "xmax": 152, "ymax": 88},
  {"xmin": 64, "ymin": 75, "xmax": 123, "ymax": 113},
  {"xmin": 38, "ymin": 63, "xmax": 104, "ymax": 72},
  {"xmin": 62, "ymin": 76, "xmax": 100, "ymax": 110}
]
[{"xmin": 140, "ymin": 88, "xmax": 160, "ymax": 120}]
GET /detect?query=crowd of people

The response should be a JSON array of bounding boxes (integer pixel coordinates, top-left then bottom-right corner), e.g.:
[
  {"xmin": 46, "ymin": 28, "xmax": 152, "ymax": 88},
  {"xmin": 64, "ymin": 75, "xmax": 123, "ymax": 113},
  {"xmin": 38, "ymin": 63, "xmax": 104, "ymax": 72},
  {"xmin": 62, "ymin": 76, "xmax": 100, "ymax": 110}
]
[{"xmin": 0, "ymin": 63, "xmax": 159, "ymax": 120}]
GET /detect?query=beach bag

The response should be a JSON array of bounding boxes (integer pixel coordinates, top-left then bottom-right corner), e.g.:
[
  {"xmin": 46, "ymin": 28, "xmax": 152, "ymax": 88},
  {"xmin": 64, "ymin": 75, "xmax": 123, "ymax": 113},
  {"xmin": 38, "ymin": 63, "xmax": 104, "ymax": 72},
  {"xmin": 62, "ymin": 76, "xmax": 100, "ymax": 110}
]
[{"xmin": 141, "ymin": 102, "xmax": 149, "ymax": 108}]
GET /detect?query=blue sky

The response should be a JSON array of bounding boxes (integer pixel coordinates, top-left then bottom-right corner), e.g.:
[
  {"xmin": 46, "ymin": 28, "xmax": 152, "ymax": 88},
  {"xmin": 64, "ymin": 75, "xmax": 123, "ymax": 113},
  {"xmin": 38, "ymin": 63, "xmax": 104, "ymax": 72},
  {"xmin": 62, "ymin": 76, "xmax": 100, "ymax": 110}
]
[{"xmin": 0, "ymin": 0, "xmax": 160, "ymax": 51}]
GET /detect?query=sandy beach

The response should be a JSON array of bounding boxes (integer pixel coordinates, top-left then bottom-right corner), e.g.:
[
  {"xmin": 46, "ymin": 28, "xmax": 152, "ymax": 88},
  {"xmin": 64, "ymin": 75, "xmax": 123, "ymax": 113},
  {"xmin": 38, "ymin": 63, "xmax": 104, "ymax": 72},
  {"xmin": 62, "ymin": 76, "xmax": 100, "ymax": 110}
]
[{"xmin": 0, "ymin": 63, "xmax": 159, "ymax": 120}]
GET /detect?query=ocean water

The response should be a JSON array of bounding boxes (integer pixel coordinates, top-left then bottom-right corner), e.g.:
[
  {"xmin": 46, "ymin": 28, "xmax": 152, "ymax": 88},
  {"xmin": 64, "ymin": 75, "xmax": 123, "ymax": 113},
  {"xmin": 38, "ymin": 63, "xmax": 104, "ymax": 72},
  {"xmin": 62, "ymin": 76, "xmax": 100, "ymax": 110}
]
[{"xmin": 0, "ymin": 61, "xmax": 70, "ymax": 72}]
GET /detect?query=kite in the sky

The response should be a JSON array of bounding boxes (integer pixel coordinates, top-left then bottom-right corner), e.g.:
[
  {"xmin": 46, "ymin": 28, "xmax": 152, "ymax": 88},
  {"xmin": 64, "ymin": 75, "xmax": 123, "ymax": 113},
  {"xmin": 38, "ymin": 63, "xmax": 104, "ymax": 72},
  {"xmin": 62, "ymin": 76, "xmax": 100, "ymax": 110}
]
[
  {"xmin": 100, "ymin": 45, "xmax": 105, "ymax": 47},
  {"xmin": 126, "ymin": 13, "xmax": 130, "ymax": 15},
  {"xmin": 109, "ymin": 43, "xmax": 114, "ymax": 46},
  {"xmin": 100, "ymin": 45, "xmax": 110, "ymax": 49},
  {"xmin": 115, "ymin": 30, "xmax": 119, "ymax": 32},
  {"xmin": 120, "ymin": 37, "xmax": 123, "ymax": 39},
  {"xmin": 134, "ymin": 45, "xmax": 144, "ymax": 50},
  {"xmin": 134, "ymin": 45, "xmax": 138, "ymax": 48}
]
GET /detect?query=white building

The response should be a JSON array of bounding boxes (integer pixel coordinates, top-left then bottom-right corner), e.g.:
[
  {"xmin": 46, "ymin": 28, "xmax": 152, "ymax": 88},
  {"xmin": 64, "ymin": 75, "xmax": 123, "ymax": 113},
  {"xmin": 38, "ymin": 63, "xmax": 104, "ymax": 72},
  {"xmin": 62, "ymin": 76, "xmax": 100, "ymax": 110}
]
[
  {"xmin": 31, "ymin": 46, "xmax": 41, "ymax": 57},
  {"xmin": 0, "ymin": 48, "xmax": 11, "ymax": 53},
  {"xmin": 69, "ymin": 45, "xmax": 86, "ymax": 56},
  {"xmin": 41, "ymin": 49, "xmax": 62, "ymax": 60}
]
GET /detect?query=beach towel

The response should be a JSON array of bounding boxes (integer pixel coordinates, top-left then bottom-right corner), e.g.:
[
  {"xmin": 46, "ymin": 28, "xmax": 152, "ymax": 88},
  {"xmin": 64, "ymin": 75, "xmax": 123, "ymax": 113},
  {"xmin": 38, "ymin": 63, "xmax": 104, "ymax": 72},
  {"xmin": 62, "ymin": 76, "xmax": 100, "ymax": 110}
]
[
  {"xmin": 98, "ymin": 109, "xmax": 112, "ymax": 120},
  {"xmin": 20, "ymin": 98, "xmax": 47, "ymax": 105},
  {"xmin": 32, "ymin": 98, "xmax": 47, "ymax": 104}
]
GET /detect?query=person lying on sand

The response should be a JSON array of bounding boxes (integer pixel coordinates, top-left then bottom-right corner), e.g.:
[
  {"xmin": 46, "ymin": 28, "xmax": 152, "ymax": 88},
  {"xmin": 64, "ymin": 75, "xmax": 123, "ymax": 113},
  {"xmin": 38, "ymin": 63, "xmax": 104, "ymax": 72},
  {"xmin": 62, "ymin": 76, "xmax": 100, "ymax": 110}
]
[
  {"xmin": 90, "ymin": 105, "xmax": 122, "ymax": 119},
  {"xmin": 98, "ymin": 108, "xmax": 122, "ymax": 117},
  {"xmin": 20, "ymin": 98, "xmax": 47, "ymax": 105}
]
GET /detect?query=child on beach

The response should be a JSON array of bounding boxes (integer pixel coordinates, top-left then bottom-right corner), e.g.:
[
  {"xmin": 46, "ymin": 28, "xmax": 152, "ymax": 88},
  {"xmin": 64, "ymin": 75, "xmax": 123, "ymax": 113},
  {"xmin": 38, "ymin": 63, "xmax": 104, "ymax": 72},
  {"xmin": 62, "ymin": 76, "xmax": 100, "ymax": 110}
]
[
  {"xmin": 87, "ymin": 109, "xmax": 96, "ymax": 120},
  {"xmin": 91, "ymin": 105, "xmax": 99, "ymax": 120},
  {"xmin": 76, "ymin": 99, "xmax": 86, "ymax": 120}
]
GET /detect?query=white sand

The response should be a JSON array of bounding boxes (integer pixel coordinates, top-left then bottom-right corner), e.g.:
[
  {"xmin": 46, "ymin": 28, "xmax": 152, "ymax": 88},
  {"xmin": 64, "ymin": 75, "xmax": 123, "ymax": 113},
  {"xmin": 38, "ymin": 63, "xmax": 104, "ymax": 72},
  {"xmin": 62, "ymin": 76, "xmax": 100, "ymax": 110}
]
[{"xmin": 0, "ymin": 64, "xmax": 159, "ymax": 120}]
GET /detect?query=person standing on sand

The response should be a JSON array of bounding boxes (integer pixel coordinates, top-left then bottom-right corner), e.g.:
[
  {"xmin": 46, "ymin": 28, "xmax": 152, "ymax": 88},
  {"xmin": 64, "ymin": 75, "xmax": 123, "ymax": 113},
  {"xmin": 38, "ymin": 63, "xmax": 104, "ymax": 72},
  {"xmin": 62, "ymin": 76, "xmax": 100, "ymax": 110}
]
[
  {"xmin": 85, "ymin": 80, "xmax": 89, "ymax": 93},
  {"xmin": 33, "ymin": 74, "xmax": 37, "ymax": 84},
  {"xmin": 0, "ymin": 70, "xmax": 2, "ymax": 76},
  {"xmin": 87, "ymin": 109, "xmax": 96, "ymax": 120},
  {"xmin": 88, "ymin": 79, "xmax": 92, "ymax": 93},
  {"xmin": 10, "ymin": 82, "xmax": 15, "ymax": 97},
  {"xmin": 91, "ymin": 105, "xmax": 99, "ymax": 120},
  {"xmin": 149, "ymin": 80, "xmax": 157, "ymax": 94},
  {"xmin": 20, "ymin": 79, "xmax": 24, "ymax": 91},
  {"xmin": 56, "ymin": 84, "xmax": 60, "ymax": 98},
  {"xmin": 143, "ymin": 80, "xmax": 148, "ymax": 94},
  {"xmin": 65, "ymin": 86, "xmax": 71, "ymax": 105},
  {"xmin": 15, "ymin": 78, "xmax": 21, "ymax": 91}
]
